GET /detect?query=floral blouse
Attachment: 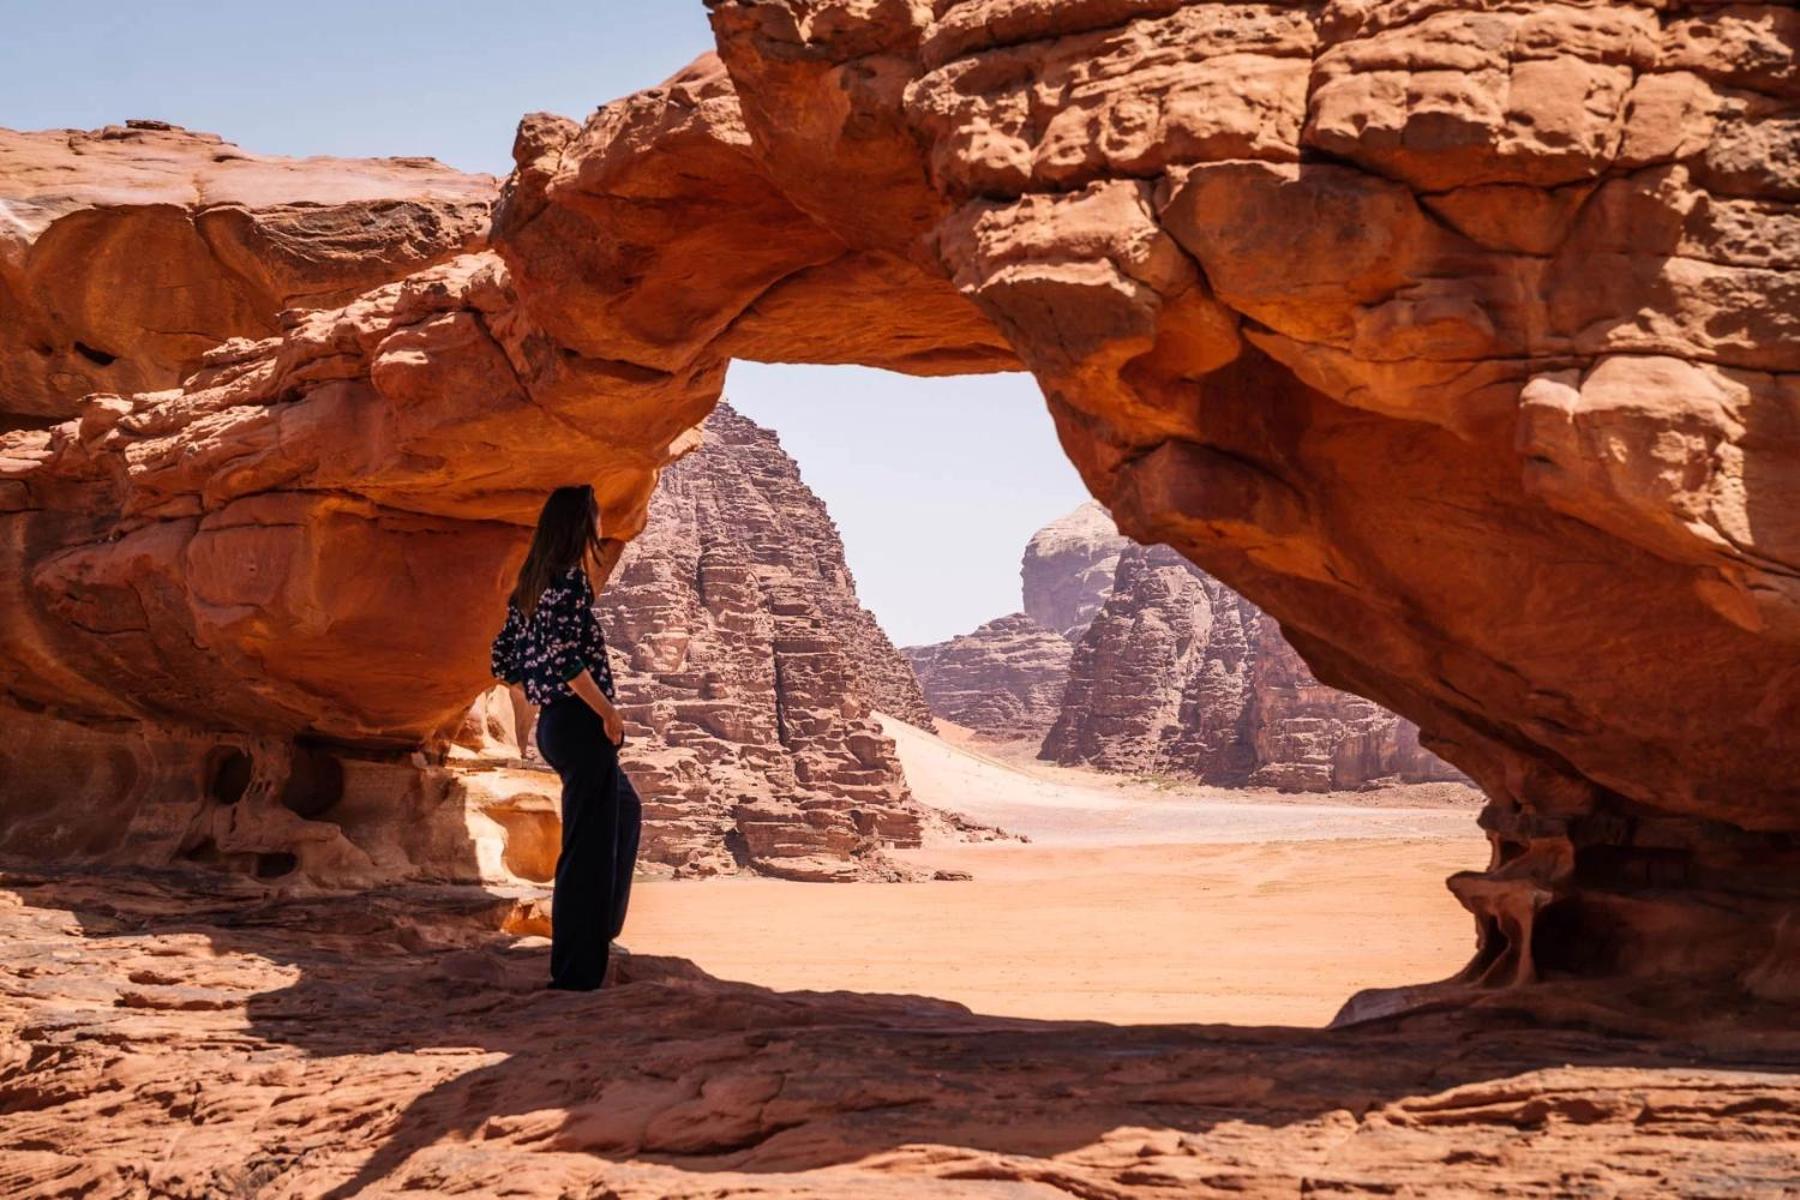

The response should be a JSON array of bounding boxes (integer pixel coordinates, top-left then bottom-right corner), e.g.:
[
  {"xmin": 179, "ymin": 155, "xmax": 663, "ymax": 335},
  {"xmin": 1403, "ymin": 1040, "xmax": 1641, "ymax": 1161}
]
[{"xmin": 490, "ymin": 565, "xmax": 618, "ymax": 707}]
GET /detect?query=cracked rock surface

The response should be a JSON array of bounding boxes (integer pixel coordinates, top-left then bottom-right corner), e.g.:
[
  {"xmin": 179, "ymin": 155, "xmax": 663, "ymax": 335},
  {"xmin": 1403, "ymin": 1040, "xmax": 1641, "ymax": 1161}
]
[
  {"xmin": 597, "ymin": 402, "xmax": 960, "ymax": 881},
  {"xmin": 0, "ymin": 122, "xmax": 493, "ymax": 425}
]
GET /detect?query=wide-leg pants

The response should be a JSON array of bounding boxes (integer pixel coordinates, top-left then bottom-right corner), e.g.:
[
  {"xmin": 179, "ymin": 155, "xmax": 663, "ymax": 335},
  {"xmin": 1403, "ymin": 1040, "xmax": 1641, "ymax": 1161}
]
[{"xmin": 536, "ymin": 698, "xmax": 642, "ymax": 990}]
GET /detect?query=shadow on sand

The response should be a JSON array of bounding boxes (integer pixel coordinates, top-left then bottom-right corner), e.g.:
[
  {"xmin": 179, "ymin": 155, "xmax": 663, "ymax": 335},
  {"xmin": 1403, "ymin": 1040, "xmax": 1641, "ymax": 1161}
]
[{"xmin": 4, "ymin": 862, "xmax": 1797, "ymax": 1197}]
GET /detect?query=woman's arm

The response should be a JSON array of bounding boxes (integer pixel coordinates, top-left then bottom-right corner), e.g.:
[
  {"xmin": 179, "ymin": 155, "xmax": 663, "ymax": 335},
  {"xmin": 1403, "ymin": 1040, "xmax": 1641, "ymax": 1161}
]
[
  {"xmin": 489, "ymin": 609, "xmax": 524, "ymax": 685},
  {"xmin": 568, "ymin": 668, "xmax": 623, "ymax": 745}
]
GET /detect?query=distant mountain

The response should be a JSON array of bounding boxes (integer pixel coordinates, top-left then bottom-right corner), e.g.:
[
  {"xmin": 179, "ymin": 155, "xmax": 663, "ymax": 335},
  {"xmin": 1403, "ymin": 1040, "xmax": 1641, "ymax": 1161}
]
[
  {"xmin": 911, "ymin": 502, "xmax": 1465, "ymax": 792},
  {"xmin": 598, "ymin": 403, "xmax": 958, "ymax": 882}
]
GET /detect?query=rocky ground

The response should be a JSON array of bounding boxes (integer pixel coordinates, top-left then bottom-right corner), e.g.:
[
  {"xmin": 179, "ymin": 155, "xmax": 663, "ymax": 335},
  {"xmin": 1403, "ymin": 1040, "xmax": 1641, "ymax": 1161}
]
[
  {"xmin": 2, "ymin": 863, "xmax": 1797, "ymax": 1199},
  {"xmin": 4, "ymin": 733, "xmax": 1795, "ymax": 1197}
]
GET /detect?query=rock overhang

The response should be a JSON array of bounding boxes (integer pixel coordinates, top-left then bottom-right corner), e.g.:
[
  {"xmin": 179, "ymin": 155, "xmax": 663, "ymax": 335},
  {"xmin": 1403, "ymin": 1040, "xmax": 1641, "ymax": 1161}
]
[{"xmin": 1, "ymin": 0, "xmax": 1796, "ymax": 1007}]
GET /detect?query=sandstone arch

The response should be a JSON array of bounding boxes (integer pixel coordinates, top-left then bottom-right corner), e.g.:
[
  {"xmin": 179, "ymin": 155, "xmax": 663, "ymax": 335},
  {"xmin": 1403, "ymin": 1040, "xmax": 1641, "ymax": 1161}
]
[{"xmin": 1, "ymin": 1, "xmax": 1795, "ymax": 1014}]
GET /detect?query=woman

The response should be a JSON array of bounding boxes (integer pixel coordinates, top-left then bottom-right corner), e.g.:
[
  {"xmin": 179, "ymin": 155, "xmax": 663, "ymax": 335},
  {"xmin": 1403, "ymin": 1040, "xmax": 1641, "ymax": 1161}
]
[{"xmin": 490, "ymin": 485, "xmax": 641, "ymax": 991}]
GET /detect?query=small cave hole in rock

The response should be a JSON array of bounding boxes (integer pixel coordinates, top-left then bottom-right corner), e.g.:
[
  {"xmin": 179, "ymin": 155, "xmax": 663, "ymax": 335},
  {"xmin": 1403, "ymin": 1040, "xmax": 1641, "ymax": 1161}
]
[
  {"xmin": 255, "ymin": 851, "xmax": 299, "ymax": 879},
  {"xmin": 205, "ymin": 748, "xmax": 254, "ymax": 805},
  {"xmin": 72, "ymin": 341, "xmax": 119, "ymax": 367},
  {"xmin": 1532, "ymin": 898, "xmax": 1625, "ymax": 979},
  {"xmin": 179, "ymin": 836, "xmax": 223, "ymax": 866},
  {"xmin": 279, "ymin": 744, "xmax": 346, "ymax": 820}
]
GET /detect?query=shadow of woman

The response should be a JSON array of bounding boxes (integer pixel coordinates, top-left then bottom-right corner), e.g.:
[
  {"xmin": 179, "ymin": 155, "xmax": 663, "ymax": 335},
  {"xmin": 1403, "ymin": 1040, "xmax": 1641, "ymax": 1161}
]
[{"xmin": 7, "ymin": 862, "xmax": 1797, "ymax": 1198}]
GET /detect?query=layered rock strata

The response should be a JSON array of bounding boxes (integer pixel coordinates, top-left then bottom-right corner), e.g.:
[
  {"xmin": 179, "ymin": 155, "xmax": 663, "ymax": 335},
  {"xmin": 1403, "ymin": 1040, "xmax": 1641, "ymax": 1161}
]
[
  {"xmin": 1044, "ymin": 543, "xmax": 1464, "ymax": 790},
  {"xmin": 0, "ymin": 121, "xmax": 493, "ymax": 426},
  {"xmin": 916, "ymin": 500, "xmax": 1457, "ymax": 788},
  {"xmin": 599, "ymin": 402, "xmax": 948, "ymax": 880},
  {"xmin": 0, "ymin": 113, "xmax": 958, "ymax": 884},
  {"xmin": 0, "ymin": 0, "xmax": 1793, "ymax": 1006},
  {"xmin": 904, "ymin": 613, "xmax": 1072, "ymax": 738}
]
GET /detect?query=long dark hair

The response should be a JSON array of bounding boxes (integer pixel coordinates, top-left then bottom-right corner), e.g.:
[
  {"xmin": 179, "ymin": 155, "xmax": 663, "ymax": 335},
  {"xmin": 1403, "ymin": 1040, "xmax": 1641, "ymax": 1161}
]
[{"xmin": 510, "ymin": 485, "xmax": 602, "ymax": 619}]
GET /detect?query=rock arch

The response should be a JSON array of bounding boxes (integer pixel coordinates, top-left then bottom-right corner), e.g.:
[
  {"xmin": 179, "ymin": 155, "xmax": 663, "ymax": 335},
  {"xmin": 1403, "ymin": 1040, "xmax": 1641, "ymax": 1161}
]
[{"xmin": 1, "ymin": 2, "xmax": 1795, "ymax": 1011}]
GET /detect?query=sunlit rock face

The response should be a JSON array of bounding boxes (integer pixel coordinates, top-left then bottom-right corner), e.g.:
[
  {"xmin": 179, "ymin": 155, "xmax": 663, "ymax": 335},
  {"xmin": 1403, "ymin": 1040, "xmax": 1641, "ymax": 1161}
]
[
  {"xmin": 0, "ymin": 121, "xmax": 493, "ymax": 427},
  {"xmin": 905, "ymin": 613, "xmax": 1074, "ymax": 739},
  {"xmin": 913, "ymin": 501, "xmax": 1458, "ymax": 786},
  {"xmin": 1021, "ymin": 501, "xmax": 1124, "ymax": 640},
  {"xmin": 1, "ymin": 2, "xmax": 1796, "ymax": 1004},
  {"xmin": 601, "ymin": 402, "xmax": 947, "ymax": 881}
]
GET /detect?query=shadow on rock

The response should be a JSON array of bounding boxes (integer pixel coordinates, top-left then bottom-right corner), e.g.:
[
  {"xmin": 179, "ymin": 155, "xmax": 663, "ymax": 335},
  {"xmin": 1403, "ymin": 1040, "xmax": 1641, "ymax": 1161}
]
[{"xmin": 4, "ymin": 863, "xmax": 1798, "ymax": 1198}]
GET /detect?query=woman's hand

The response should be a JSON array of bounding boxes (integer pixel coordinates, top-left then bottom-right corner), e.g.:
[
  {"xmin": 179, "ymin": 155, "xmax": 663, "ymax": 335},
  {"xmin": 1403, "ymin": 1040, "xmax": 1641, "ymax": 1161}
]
[
  {"xmin": 568, "ymin": 669, "xmax": 625, "ymax": 746},
  {"xmin": 597, "ymin": 699, "xmax": 624, "ymax": 747}
]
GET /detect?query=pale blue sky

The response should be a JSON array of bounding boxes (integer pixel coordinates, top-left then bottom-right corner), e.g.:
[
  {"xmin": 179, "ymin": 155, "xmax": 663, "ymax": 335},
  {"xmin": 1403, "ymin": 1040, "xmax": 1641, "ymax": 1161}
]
[
  {"xmin": 2, "ymin": 1, "xmax": 1091, "ymax": 645},
  {"xmin": 729, "ymin": 366, "xmax": 1086, "ymax": 647},
  {"xmin": 0, "ymin": 1, "xmax": 717, "ymax": 176}
]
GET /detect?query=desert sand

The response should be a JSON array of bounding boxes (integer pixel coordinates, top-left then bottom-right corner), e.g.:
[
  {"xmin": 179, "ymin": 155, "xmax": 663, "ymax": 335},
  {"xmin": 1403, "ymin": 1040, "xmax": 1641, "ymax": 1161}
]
[{"xmin": 623, "ymin": 718, "xmax": 1487, "ymax": 1026}]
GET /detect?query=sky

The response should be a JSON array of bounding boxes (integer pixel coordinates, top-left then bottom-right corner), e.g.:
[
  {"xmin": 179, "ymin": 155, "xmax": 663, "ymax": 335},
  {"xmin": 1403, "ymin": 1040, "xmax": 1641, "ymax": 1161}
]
[
  {"xmin": 728, "ymin": 366, "xmax": 1087, "ymax": 647},
  {"xmin": 1, "ymin": 1, "xmax": 1091, "ymax": 646}
]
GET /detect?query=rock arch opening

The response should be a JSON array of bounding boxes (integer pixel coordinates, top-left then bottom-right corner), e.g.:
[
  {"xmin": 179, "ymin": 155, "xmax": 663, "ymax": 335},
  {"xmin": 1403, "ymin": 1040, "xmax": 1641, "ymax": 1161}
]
[{"xmin": 0, "ymin": 1, "xmax": 1793, "ymax": 1018}]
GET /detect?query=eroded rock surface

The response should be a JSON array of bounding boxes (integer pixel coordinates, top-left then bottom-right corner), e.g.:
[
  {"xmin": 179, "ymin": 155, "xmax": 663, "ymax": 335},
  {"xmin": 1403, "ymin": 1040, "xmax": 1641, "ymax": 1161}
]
[
  {"xmin": 904, "ymin": 613, "xmax": 1072, "ymax": 739},
  {"xmin": 1, "ymin": 868, "xmax": 1796, "ymax": 1199},
  {"xmin": 1021, "ymin": 500, "xmax": 1125, "ymax": 639},
  {"xmin": 0, "ymin": 121, "xmax": 493, "ymax": 425},
  {"xmin": 920, "ymin": 500, "xmax": 1458, "ymax": 787},
  {"xmin": 0, "ymin": 2, "xmax": 1795, "ymax": 1003}
]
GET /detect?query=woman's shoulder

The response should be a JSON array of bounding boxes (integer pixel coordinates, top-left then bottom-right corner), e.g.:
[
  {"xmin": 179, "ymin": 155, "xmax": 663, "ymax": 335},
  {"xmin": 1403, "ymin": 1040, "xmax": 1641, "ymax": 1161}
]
[{"xmin": 544, "ymin": 564, "xmax": 592, "ymax": 601}]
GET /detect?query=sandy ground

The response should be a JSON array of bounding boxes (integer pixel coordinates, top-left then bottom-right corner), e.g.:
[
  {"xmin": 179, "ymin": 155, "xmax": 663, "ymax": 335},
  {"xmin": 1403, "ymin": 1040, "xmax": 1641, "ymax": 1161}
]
[
  {"xmin": 623, "ymin": 718, "xmax": 1489, "ymax": 1027},
  {"xmin": 6, "ymin": 726, "xmax": 1795, "ymax": 1197}
]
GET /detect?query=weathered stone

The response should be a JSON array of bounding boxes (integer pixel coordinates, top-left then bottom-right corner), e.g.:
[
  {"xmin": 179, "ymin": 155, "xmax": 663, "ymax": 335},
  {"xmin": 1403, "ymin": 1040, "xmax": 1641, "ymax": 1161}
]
[
  {"xmin": 905, "ymin": 613, "xmax": 1071, "ymax": 739},
  {"xmin": 0, "ymin": 0, "xmax": 1794, "ymax": 1004},
  {"xmin": 599, "ymin": 402, "xmax": 949, "ymax": 880},
  {"xmin": 1041, "ymin": 537, "xmax": 1462, "ymax": 791},
  {"xmin": 1020, "ymin": 500, "xmax": 1124, "ymax": 639},
  {"xmin": 920, "ymin": 502, "xmax": 1459, "ymax": 788},
  {"xmin": 0, "ymin": 122, "xmax": 493, "ymax": 425}
]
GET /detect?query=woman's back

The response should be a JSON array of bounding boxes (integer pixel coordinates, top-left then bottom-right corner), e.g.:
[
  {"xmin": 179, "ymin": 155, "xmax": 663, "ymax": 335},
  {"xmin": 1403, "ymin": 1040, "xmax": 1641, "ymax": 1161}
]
[{"xmin": 491, "ymin": 564, "xmax": 617, "ymax": 709}]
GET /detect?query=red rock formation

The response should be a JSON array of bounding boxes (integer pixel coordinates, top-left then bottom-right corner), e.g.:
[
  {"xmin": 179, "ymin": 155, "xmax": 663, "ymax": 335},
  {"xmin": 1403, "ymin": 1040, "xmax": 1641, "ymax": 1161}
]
[
  {"xmin": 0, "ymin": 121, "xmax": 493, "ymax": 426},
  {"xmin": 600, "ymin": 401, "xmax": 947, "ymax": 880},
  {"xmin": 919, "ymin": 501, "xmax": 1458, "ymax": 785},
  {"xmin": 1, "ymin": 3, "xmax": 1795, "ymax": 1006},
  {"xmin": 1045, "ymin": 545, "xmax": 1261, "ymax": 780},
  {"xmin": 904, "ymin": 613, "xmax": 1072, "ymax": 739},
  {"xmin": 1244, "ymin": 611, "xmax": 1461, "ymax": 792}
]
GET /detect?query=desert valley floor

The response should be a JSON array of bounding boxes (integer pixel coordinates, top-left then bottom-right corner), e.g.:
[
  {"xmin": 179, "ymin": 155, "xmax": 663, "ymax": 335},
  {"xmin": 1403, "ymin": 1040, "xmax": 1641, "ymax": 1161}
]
[
  {"xmin": 4, "ymin": 722, "xmax": 1797, "ymax": 1198},
  {"xmin": 630, "ymin": 718, "xmax": 1485, "ymax": 1027}
]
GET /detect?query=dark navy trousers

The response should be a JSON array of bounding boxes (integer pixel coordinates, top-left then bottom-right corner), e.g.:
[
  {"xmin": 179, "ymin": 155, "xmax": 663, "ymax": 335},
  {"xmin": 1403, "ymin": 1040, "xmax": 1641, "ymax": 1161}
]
[{"xmin": 536, "ymin": 698, "xmax": 642, "ymax": 990}]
